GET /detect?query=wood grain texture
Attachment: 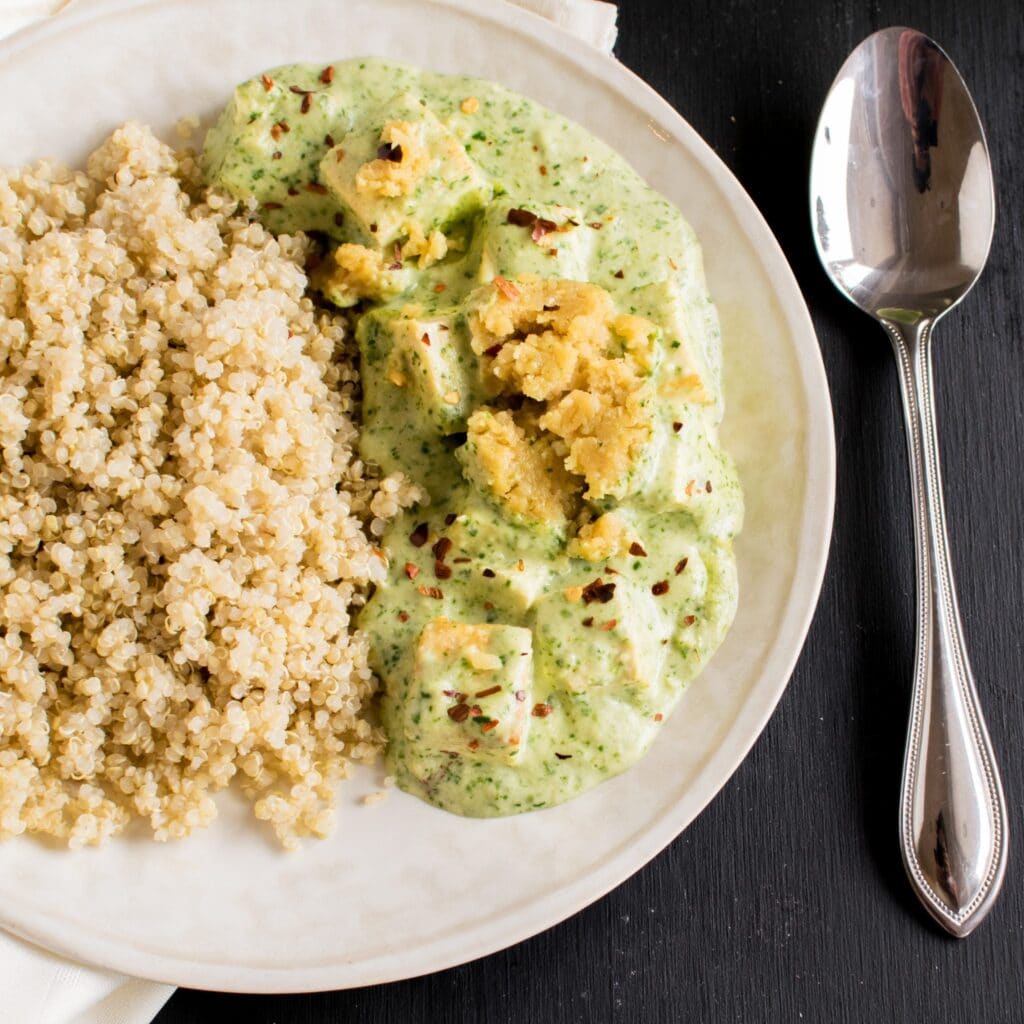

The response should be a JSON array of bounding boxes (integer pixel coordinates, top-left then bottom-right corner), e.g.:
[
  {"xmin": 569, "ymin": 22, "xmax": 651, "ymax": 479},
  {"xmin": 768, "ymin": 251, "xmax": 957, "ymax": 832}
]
[{"xmin": 158, "ymin": 0, "xmax": 1024, "ymax": 1019}]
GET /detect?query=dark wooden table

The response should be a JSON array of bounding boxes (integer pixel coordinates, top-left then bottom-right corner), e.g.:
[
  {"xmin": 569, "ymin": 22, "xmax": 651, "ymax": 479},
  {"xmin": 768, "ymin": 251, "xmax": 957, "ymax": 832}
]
[{"xmin": 158, "ymin": 0, "xmax": 1024, "ymax": 1019}]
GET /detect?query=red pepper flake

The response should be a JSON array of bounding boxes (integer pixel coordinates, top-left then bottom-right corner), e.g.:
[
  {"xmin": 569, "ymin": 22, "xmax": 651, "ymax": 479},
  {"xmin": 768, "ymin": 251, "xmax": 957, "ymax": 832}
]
[
  {"xmin": 547, "ymin": 248, "xmax": 559, "ymax": 257},
  {"xmin": 468, "ymin": 739, "xmax": 480, "ymax": 751},
  {"xmin": 507, "ymin": 207, "xmax": 537, "ymax": 227},
  {"xmin": 306, "ymin": 182, "xmax": 327, "ymax": 194},
  {"xmin": 581, "ymin": 578, "xmax": 616, "ymax": 604},
  {"xmin": 447, "ymin": 703, "xmax": 470, "ymax": 723},
  {"xmin": 409, "ymin": 522, "xmax": 429, "ymax": 547},
  {"xmin": 377, "ymin": 141, "xmax": 403, "ymax": 162},
  {"xmin": 517, "ymin": 559, "xmax": 525, "ymax": 572},
  {"xmin": 683, "ymin": 614, "xmax": 696, "ymax": 626},
  {"xmin": 673, "ymin": 421, "xmax": 683, "ymax": 433},
  {"xmin": 434, "ymin": 562, "xmax": 452, "ymax": 580},
  {"xmin": 654, "ymin": 712, "xmax": 664, "ymax": 722},
  {"xmin": 475, "ymin": 685, "xmax": 501, "ymax": 699},
  {"xmin": 539, "ymin": 164, "xmax": 548, "ymax": 175},
  {"xmin": 301, "ymin": 93, "xmax": 313, "ymax": 114},
  {"xmin": 483, "ymin": 601, "xmax": 494, "ymax": 611},
  {"xmin": 443, "ymin": 689, "xmax": 467, "ymax": 701},
  {"xmin": 432, "ymin": 537, "xmax": 453, "ymax": 562},
  {"xmin": 493, "ymin": 275, "xmax": 521, "ymax": 300},
  {"xmin": 262, "ymin": 201, "xmax": 283, "ymax": 210},
  {"xmin": 434, "ymin": 283, "xmax": 447, "ymax": 293},
  {"xmin": 483, "ymin": 343, "xmax": 504, "ymax": 358},
  {"xmin": 469, "ymin": 705, "xmax": 482, "ymax": 716},
  {"xmin": 582, "ymin": 616, "xmax": 594, "ymax": 628},
  {"xmin": 514, "ymin": 690, "xmax": 527, "ymax": 702},
  {"xmin": 270, "ymin": 123, "xmax": 283, "ymax": 141},
  {"xmin": 286, "ymin": 186, "xmax": 299, "ymax": 196},
  {"xmin": 614, "ymin": 269, "xmax": 625, "ymax": 279},
  {"xmin": 336, "ymin": 148, "xmax": 347, "ymax": 162},
  {"xmin": 319, "ymin": 64, "xmax": 335, "ymax": 84},
  {"xmin": 481, "ymin": 719, "xmax": 499, "ymax": 733},
  {"xmin": 403, "ymin": 562, "xmax": 420, "ymax": 580},
  {"xmin": 705, "ymin": 480, "xmax": 713, "ymax": 493},
  {"xmin": 531, "ymin": 218, "xmax": 557, "ymax": 242},
  {"xmin": 261, "ymin": 74, "xmax": 275, "ymax": 91},
  {"xmin": 482, "ymin": 568, "xmax": 496, "ymax": 578},
  {"xmin": 589, "ymin": 221, "xmax": 603, "ymax": 229},
  {"xmin": 652, "ymin": 580, "xmax": 670, "ymax": 596},
  {"xmin": 554, "ymin": 752, "xmax": 572, "ymax": 760},
  {"xmin": 444, "ymin": 513, "xmax": 457, "ymax": 526},
  {"xmin": 675, "ymin": 557, "xmax": 689, "ymax": 575},
  {"xmin": 600, "ymin": 619, "xmax": 617, "ymax": 631},
  {"xmin": 324, "ymin": 133, "xmax": 335, "ymax": 148},
  {"xmin": 532, "ymin": 703, "xmax": 553, "ymax": 718},
  {"xmin": 397, "ymin": 611, "xmax": 409, "ymax": 622},
  {"xmin": 453, "ymin": 557, "xmax": 471, "ymax": 564},
  {"xmin": 334, "ymin": 212, "xmax": 345, "ymax": 226},
  {"xmin": 604, "ymin": 566, "xmax": 620, "ymax": 575},
  {"xmin": 272, "ymin": 151, "xmax": 283, "ymax": 160},
  {"xmin": 668, "ymin": 257, "xmax": 679, "ymax": 270},
  {"xmin": 532, "ymin": 144, "xmax": 539, "ymax": 152},
  {"xmin": 629, "ymin": 542, "xmax": 647, "ymax": 557},
  {"xmin": 289, "ymin": 85, "xmax": 314, "ymax": 95},
  {"xmin": 417, "ymin": 585, "xmax": 444, "ymax": 599}
]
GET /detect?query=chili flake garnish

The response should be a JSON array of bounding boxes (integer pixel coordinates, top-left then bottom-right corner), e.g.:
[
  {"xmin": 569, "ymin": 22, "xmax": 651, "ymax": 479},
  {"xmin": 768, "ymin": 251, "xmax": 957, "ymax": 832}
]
[
  {"xmin": 493, "ymin": 275, "xmax": 520, "ymax": 300},
  {"xmin": 554, "ymin": 753, "xmax": 572, "ymax": 760},
  {"xmin": 262, "ymin": 202, "xmax": 283, "ymax": 210},
  {"xmin": 289, "ymin": 85, "xmax": 314, "ymax": 95},
  {"xmin": 443, "ymin": 689, "xmax": 467, "ymax": 701},
  {"xmin": 475, "ymin": 685, "xmax": 501, "ymax": 699},
  {"xmin": 705, "ymin": 480, "xmax": 713, "ymax": 493},
  {"xmin": 673, "ymin": 421, "xmax": 683, "ymax": 433},
  {"xmin": 539, "ymin": 164, "xmax": 548, "ymax": 175},
  {"xmin": 482, "ymin": 568, "xmax": 496, "ymax": 578},
  {"xmin": 403, "ymin": 562, "xmax": 420, "ymax": 580},
  {"xmin": 614, "ymin": 269, "xmax": 625, "ymax": 279},
  {"xmin": 301, "ymin": 94, "xmax": 313, "ymax": 114},
  {"xmin": 336, "ymin": 148, "xmax": 347, "ymax": 161},
  {"xmin": 683, "ymin": 614, "xmax": 696, "ymax": 626},
  {"xmin": 324, "ymin": 133, "xmax": 335, "ymax": 148},
  {"xmin": 516, "ymin": 559, "xmax": 525, "ymax": 572},
  {"xmin": 654, "ymin": 713, "xmax": 664, "ymax": 722},
  {"xmin": 434, "ymin": 283, "xmax": 447, "ymax": 293},
  {"xmin": 397, "ymin": 611, "xmax": 409, "ymax": 623},
  {"xmin": 652, "ymin": 580, "xmax": 670, "ymax": 596},
  {"xmin": 432, "ymin": 537, "xmax": 453, "ymax": 562},
  {"xmin": 417, "ymin": 585, "xmax": 444, "ymax": 599},
  {"xmin": 582, "ymin": 616, "xmax": 594, "ymax": 628},
  {"xmin": 600, "ymin": 619, "xmax": 617, "ymax": 631},
  {"xmin": 320, "ymin": 64, "xmax": 335, "ymax": 84},
  {"xmin": 434, "ymin": 562, "xmax": 452, "ymax": 580},
  {"xmin": 468, "ymin": 739, "xmax": 480, "ymax": 751},
  {"xmin": 409, "ymin": 522, "xmax": 429, "ymax": 547},
  {"xmin": 306, "ymin": 182, "xmax": 327, "ymax": 194},
  {"xmin": 481, "ymin": 720, "xmax": 499, "ymax": 733},
  {"xmin": 581, "ymin": 578, "xmax": 616, "ymax": 605},
  {"xmin": 444, "ymin": 513, "xmax": 457, "ymax": 526},
  {"xmin": 669, "ymin": 257, "xmax": 679, "ymax": 270},
  {"xmin": 377, "ymin": 141, "xmax": 403, "ymax": 162},
  {"xmin": 261, "ymin": 74, "xmax": 274, "ymax": 91},
  {"xmin": 532, "ymin": 703, "xmax": 553, "ymax": 718},
  {"xmin": 629, "ymin": 542, "xmax": 647, "ymax": 557},
  {"xmin": 589, "ymin": 221, "xmax": 603, "ymax": 229},
  {"xmin": 453, "ymin": 557, "xmax": 471, "ymax": 564},
  {"xmin": 675, "ymin": 557, "xmax": 689, "ymax": 575},
  {"xmin": 514, "ymin": 690, "xmax": 527, "ymax": 702},
  {"xmin": 685, "ymin": 479, "xmax": 696, "ymax": 496},
  {"xmin": 469, "ymin": 705, "xmax": 482, "ymax": 716},
  {"xmin": 271, "ymin": 123, "xmax": 283, "ymax": 141},
  {"xmin": 447, "ymin": 704, "xmax": 470, "ymax": 723},
  {"xmin": 272, "ymin": 151, "xmax": 283, "ymax": 160},
  {"xmin": 507, "ymin": 207, "xmax": 537, "ymax": 227},
  {"xmin": 483, "ymin": 601, "xmax": 494, "ymax": 611}
]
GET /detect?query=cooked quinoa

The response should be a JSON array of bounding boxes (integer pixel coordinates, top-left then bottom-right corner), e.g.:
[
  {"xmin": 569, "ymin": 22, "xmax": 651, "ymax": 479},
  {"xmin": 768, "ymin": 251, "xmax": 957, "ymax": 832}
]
[{"xmin": 0, "ymin": 123, "xmax": 422, "ymax": 848}]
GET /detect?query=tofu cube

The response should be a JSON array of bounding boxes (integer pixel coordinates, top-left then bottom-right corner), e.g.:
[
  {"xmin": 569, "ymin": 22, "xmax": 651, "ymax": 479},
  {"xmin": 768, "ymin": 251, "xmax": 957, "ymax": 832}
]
[
  {"xmin": 404, "ymin": 618, "xmax": 534, "ymax": 765},
  {"xmin": 319, "ymin": 92, "xmax": 491, "ymax": 249},
  {"xmin": 467, "ymin": 197, "xmax": 596, "ymax": 283}
]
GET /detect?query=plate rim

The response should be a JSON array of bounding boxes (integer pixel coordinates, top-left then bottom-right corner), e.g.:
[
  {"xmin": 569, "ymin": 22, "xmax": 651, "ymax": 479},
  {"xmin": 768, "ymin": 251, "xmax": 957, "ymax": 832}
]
[{"xmin": 0, "ymin": 0, "xmax": 836, "ymax": 992}]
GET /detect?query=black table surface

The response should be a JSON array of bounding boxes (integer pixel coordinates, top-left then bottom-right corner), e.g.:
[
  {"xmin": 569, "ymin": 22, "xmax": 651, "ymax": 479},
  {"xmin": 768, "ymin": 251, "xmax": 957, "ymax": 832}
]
[{"xmin": 158, "ymin": 1, "xmax": 1024, "ymax": 1020}]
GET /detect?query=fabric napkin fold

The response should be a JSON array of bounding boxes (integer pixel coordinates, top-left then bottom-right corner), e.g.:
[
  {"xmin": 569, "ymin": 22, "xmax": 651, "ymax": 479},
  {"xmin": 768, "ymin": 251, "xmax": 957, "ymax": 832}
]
[{"xmin": 0, "ymin": 1, "xmax": 617, "ymax": 1021}]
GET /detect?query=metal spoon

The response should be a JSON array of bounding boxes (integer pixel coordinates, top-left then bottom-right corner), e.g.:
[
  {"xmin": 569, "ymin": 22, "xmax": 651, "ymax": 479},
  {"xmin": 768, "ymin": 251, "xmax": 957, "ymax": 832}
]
[{"xmin": 810, "ymin": 27, "xmax": 1008, "ymax": 937}]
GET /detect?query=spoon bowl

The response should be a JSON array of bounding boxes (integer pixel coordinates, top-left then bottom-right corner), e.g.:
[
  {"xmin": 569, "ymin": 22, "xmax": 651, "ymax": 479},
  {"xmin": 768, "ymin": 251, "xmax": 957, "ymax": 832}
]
[
  {"xmin": 811, "ymin": 27, "xmax": 995, "ymax": 321},
  {"xmin": 810, "ymin": 27, "xmax": 1008, "ymax": 938}
]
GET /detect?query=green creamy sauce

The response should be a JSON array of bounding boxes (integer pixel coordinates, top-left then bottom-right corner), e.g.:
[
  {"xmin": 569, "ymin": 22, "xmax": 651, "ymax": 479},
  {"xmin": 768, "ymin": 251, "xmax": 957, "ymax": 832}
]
[{"xmin": 203, "ymin": 58, "xmax": 743, "ymax": 817}]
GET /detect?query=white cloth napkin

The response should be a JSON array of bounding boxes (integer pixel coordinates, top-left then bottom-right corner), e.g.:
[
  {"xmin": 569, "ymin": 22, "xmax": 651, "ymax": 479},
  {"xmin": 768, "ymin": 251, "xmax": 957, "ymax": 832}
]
[{"xmin": 0, "ymin": 1, "xmax": 617, "ymax": 1021}]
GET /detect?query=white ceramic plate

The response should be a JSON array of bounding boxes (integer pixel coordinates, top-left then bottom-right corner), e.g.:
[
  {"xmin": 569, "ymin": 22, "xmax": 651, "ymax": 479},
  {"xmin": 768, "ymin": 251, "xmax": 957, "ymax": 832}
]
[{"xmin": 0, "ymin": 0, "xmax": 834, "ymax": 993}]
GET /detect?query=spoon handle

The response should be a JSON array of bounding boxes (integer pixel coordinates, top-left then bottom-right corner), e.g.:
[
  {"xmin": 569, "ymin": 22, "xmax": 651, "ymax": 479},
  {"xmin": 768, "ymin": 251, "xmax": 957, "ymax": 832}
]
[{"xmin": 883, "ymin": 316, "xmax": 1008, "ymax": 937}]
